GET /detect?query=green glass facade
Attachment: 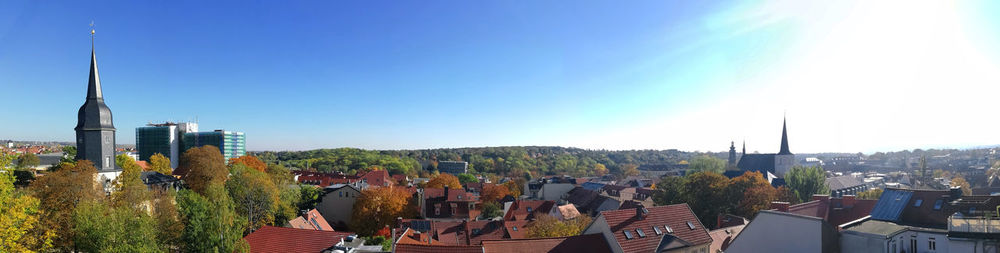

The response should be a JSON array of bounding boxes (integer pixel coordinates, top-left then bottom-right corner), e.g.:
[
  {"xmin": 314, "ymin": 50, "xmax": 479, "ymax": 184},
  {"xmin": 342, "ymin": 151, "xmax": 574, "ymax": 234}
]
[
  {"xmin": 182, "ymin": 130, "xmax": 246, "ymax": 161},
  {"xmin": 136, "ymin": 126, "xmax": 175, "ymax": 164}
]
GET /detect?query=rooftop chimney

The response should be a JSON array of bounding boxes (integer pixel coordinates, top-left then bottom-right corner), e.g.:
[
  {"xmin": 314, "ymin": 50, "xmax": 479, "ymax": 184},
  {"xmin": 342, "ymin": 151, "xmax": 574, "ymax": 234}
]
[
  {"xmin": 636, "ymin": 207, "xmax": 649, "ymax": 220},
  {"xmin": 771, "ymin": 201, "xmax": 790, "ymax": 212},
  {"xmin": 444, "ymin": 185, "xmax": 450, "ymax": 198}
]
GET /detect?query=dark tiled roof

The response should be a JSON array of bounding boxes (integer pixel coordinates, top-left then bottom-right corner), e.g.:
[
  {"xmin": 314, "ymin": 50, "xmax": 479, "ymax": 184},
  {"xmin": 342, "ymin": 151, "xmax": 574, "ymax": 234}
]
[
  {"xmin": 736, "ymin": 154, "xmax": 776, "ymax": 174},
  {"xmin": 140, "ymin": 171, "xmax": 178, "ymax": 186},
  {"xmin": 481, "ymin": 234, "xmax": 612, "ymax": 253},
  {"xmin": 597, "ymin": 204, "xmax": 712, "ymax": 253},
  {"xmin": 826, "ymin": 176, "xmax": 865, "ymax": 190},
  {"xmin": 868, "ymin": 189, "xmax": 913, "ymax": 221},
  {"xmin": 503, "ymin": 200, "xmax": 556, "ymax": 221},
  {"xmin": 581, "ymin": 182, "xmax": 606, "ymax": 191},
  {"xmin": 243, "ymin": 226, "xmax": 352, "ymax": 253}
]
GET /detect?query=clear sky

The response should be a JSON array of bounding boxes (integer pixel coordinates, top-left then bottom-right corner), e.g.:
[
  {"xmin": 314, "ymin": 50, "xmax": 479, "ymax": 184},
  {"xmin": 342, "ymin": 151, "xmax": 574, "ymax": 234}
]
[{"xmin": 1, "ymin": 1, "xmax": 999, "ymax": 153}]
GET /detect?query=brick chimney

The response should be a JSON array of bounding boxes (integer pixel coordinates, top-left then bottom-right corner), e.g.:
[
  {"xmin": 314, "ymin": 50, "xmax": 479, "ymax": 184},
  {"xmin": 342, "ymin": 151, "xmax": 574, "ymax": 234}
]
[
  {"xmin": 771, "ymin": 201, "xmax": 790, "ymax": 212},
  {"xmin": 444, "ymin": 185, "xmax": 450, "ymax": 199},
  {"xmin": 841, "ymin": 195, "xmax": 856, "ymax": 207},
  {"xmin": 636, "ymin": 207, "xmax": 648, "ymax": 220}
]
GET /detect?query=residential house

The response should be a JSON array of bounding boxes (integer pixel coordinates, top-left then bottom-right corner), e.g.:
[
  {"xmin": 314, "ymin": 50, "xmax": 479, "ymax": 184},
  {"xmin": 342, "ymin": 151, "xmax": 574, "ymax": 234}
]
[
  {"xmin": 827, "ymin": 175, "xmax": 869, "ymax": 197},
  {"xmin": 503, "ymin": 200, "xmax": 556, "ymax": 221},
  {"xmin": 295, "ymin": 171, "xmax": 361, "ymax": 188},
  {"xmin": 771, "ymin": 194, "xmax": 878, "ymax": 227},
  {"xmin": 316, "ymin": 184, "xmax": 362, "ymax": 229},
  {"xmin": 140, "ymin": 171, "xmax": 179, "ymax": 191},
  {"xmin": 565, "ymin": 187, "xmax": 620, "ymax": 216},
  {"xmin": 583, "ymin": 204, "xmax": 713, "ymax": 253},
  {"xmin": 726, "ymin": 210, "xmax": 840, "ymax": 253},
  {"xmin": 359, "ymin": 169, "xmax": 393, "ymax": 189},
  {"xmin": 243, "ymin": 226, "xmax": 367, "ymax": 253},
  {"xmin": 394, "ymin": 219, "xmax": 531, "ymax": 246},
  {"xmin": 288, "ymin": 209, "xmax": 334, "ymax": 231},
  {"xmin": 420, "ymin": 186, "xmax": 480, "ymax": 219},
  {"xmin": 550, "ymin": 204, "xmax": 581, "ymax": 220},
  {"xmin": 709, "ymin": 214, "xmax": 748, "ymax": 253}
]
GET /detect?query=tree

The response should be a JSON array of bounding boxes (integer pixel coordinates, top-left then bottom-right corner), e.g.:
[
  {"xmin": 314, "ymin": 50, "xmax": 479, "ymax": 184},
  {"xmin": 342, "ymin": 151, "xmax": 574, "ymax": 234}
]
[
  {"xmin": 652, "ymin": 176, "xmax": 687, "ymax": 206},
  {"xmin": 425, "ymin": 173, "xmax": 463, "ymax": 190},
  {"xmin": 457, "ymin": 173, "xmax": 479, "ymax": 184},
  {"xmin": 480, "ymin": 201, "xmax": 503, "ymax": 219},
  {"xmin": 177, "ymin": 186, "xmax": 249, "ymax": 253},
  {"xmin": 226, "ymin": 164, "xmax": 279, "ymax": 233},
  {"xmin": 785, "ymin": 166, "xmax": 830, "ymax": 203},
  {"xmin": 683, "ymin": 172, "xmax": 731, "ymax": 229},
  {"xmin": 688, "ymin": 155, "xmax": 726, "ymax": 174},
  {"xmin": 72, "ymin": 200, "xmax": 162, "ymax": 253},
  {"xmin": 502, "ymin": 180, "xmax": 523, "ymax": 197},
  {"xmin": 350, "ymin": 186, "xmax": 411, "ymax": 236},
  {"xmin": 728, "ymin": 171, "xmax": 776, "ymax": 218},
  {"xmin": 480, "ymin": 184, "xmax": 510, "ymax": 203},
  {"xmin": 857, "ymin": 188, "xmax": 883, "ymax": 200},
  {"xmin": 60, "ymin": 146, "xmax": 77, "ymax": 164},
  {"xmin": 111, "ymin": 154, "xmax": 151, "ymax": 210},
  {"xmin": 30, "ymin": 160, "xmax": 102, "ymax": 250},
  {"xmin": 0, "ymin": 154, "xmax": 53, "ymax": 252},
  {"xmin": 951, "ymin": 176, "xmax": 972, "ymax": 196},
  {"xmin": 621, "ymin": 164, "xmax": 640, "ymax": 177},
  {"xmin": 298, "ymin": 185, "xmax": 322, "ymax": 211},
  {"xmin": 593, "ymin": 163, "xmax": 609, "ymax": 176},
  {"xmin": 17, "ymin": 153, "xmax": 39, "ymax": 169},
  {"xmin": 774, "ymin": 186, "xmax": 799, "ymax": 204},
  {"xmin": 229, "ymin": 155, "xmax": 267, "ymax": 172},
  {"xmin": 149, "ymin": 153, "xmax": 172, "ymax": 175},
  {"xmin": 526, "ymin": 214, "xmax": 592, "ymax": 238},
  {"xmin": 152, "ymin": 189, "xmax": 184, "ymax": 251},
  {"xmin": 179, "ymin": 145, "xmax": 229, "ymax": 195}
]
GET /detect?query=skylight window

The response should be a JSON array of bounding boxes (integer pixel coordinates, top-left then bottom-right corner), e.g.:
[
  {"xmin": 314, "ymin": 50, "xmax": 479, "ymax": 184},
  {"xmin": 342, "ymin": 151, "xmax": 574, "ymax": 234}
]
[
  {"xmin": 665, "ymin": 225, "xmax": 673, "ymax": 233},
  {"xmin": 527, "ymin": 207, "xmax": 533, "ymax": 212},
  {"xmin": 914, "ymin": 199, "xmax": 923, "ymax": 207},
  {"xmin": 933, "ymin": 199, "xmax": 944, "ymax": 210},
  {"xmin": 624, "ymin": 231, "xmax": 634, "ymax": 240},
  {"xmin": 687, "ymin": 222, "xmax": 696, "ymax": 230},
  {"xmin": 512, "ymin": 226, "xmax": 518, "ymax": 231},
  {"xmin": 653, "ymin": 226, "xmax": 663, "ymax": 235},
  {"xmin": 636, "ymin": 229, "xmax": 646, "ymax": 238}
]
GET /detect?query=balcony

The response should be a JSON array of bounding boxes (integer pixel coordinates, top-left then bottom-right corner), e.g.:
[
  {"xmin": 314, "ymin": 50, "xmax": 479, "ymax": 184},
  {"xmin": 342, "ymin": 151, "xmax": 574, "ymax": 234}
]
[{"xmin": 949, "ymin": 212, "xmax": 1000, "ymax": 236}]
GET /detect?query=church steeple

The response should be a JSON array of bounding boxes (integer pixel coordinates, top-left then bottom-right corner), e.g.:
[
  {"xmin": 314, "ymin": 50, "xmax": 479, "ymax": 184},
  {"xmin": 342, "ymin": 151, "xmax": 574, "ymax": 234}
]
[
  {"xmin": 87, "ymin": 32, "xmax": 102, "ymax": 100},
  {"xmin": 778, "ymin": 117, "xmax": 791, "ymax": 155},
  {"xmin": 75, "ymin": 26, "xmax": 117, "ymax": 171}
]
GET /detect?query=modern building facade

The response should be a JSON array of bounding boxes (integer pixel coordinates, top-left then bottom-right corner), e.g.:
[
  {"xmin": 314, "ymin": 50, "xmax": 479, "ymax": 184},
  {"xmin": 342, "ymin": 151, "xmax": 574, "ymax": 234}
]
[
  {"xmin": 182, "ymin": 130, "xmax": 245, "ymax": 161},
  {"xmin": 437, "ymin": 161, "xmax": 468, "ymax": 175},
  {"xmin": 136, "ymin": 122, "xmax": 198, "ymax": 168}
]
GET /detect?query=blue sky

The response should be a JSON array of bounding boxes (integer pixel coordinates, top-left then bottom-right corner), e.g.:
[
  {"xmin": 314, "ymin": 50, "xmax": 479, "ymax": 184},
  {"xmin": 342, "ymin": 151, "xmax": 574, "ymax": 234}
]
[{"xmin": 2, "ymin": 1, "xmax": 999, "ymax": 152}]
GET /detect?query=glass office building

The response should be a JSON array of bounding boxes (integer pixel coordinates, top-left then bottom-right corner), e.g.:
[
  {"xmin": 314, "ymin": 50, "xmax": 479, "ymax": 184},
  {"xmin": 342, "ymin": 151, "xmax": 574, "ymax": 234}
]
[
  {"xmin": 136, "ymin": 125, "xmax": 177, "ymax": 167},
  {"xmin": 182, "ymin": 130, "xmax": 246, "ymax": 161}
]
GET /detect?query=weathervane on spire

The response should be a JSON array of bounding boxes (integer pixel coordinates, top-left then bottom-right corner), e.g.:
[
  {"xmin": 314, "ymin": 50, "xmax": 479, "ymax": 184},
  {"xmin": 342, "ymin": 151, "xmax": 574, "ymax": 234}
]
[{"xmin": 89, "ymin": 20, "xmax": 95, "ymax": 45}]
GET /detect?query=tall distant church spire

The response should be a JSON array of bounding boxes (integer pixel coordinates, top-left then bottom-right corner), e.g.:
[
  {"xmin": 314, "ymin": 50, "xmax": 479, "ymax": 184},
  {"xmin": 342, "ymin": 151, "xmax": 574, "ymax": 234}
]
[
  {"xmin": 75, "ymin": 25, "xmax": 117, "ymax": 171},
  {"xmin": 778, "ymin": 117, "xmax": 791, "ymax": 155}
]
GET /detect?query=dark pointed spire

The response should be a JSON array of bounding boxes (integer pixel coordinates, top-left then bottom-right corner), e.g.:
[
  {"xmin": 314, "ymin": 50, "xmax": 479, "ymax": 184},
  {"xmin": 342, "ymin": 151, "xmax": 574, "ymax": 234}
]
[
  {"xmin": 742, "ymin": 141, "xmax": 746, "ymax": 155},
  {"xmin": 87, "ymin": 28, "xmax": 102, "ymax": 99},
  {"xmin": 778, "ymin": 117, "xmax": 791, "ymax": 155}
]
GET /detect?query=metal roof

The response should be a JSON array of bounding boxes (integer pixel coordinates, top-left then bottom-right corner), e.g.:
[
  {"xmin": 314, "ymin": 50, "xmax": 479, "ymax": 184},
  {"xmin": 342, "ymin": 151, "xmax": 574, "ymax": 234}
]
[
  {"xmin": 869, "ymin": 189, "xmax": 913, "ymax": 222},
  {"xmin": 581, "ymin": 182, "xmax": 606, "ymax": 191}
]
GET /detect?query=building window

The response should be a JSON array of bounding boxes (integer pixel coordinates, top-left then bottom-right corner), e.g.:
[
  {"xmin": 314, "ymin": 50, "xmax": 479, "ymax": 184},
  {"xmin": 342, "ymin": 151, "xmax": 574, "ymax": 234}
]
[
  {"xmin": 105, "ymin": 156, "xmax": 110, "ymax": 168},
  {"xmin": 929, "ymin": 238, "xmax": 936, "ymax": 250},
  {"xmin": 624, "ymin": 231, "xmax": 634, "ymax": 240},
  {"xmin": 664, "ymin": 225, "xmax": 673, "ymax": 233},
  {"xmin": 512, "ymin": 226, "xmax": 518, "ymax": 231},
  {"xmin": 527, "ymin": 207, "xmax": 533, "ymax": 212},
  {"xmin": 933, "ymin": 199, "xmax": 943, "ymax": 210},
  {"xmin": 653, "ymin": 226, "xmax": 663, "ymax": 235},
  {"xmin": 913, "ymin": 199, "xmax": 923, "ymax": 207},
  {"xmin": 450, "ymin": 203, "xmax": 458, "ymax": 215},
  {"xmin": 434, "ymin": 204, "xmax": 441, "ymax": 216},
  {"xmin": 636, "ymin": 229, "xmax": 646, "ymax": 238},
  {"xmin": 687, "ymin": 221, "xmax": 696, "ymax": 230},
  {"xmin": 339, "ymin": 192, "xmax": 343, "ymax": 197}
]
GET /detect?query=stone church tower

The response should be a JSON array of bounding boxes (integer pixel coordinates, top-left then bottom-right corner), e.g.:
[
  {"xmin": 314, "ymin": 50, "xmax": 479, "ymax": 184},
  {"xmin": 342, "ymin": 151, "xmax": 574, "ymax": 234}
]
[
  {"xmin": 75, "ymin": 30, "xmax": 117, "ymax": 172},
  {"xmin": 774, "ymin": 117, "xmax": 795, "ymax": 176}
]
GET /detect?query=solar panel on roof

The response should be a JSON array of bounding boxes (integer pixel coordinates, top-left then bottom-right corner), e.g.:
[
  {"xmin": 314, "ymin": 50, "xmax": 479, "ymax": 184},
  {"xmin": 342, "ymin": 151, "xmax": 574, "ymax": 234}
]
[{"xmin": 870, "ymin": 189, "xmax": 913, "ymax": 222}]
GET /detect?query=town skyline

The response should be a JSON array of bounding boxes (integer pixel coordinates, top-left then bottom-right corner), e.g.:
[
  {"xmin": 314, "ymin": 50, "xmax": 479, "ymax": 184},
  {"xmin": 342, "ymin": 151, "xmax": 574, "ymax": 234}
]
[{"xmin": 3, "ymin": 1, "xmax": 1000, "ymax": 153}]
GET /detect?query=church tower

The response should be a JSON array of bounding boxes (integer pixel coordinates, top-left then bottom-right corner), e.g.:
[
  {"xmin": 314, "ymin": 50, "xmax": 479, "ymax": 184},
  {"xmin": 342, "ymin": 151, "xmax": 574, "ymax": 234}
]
[
  {"xmin": 774, "ymin": 117, "xmax": 795, "ymax": 176},
  {"xmin": 728, "ymin": 141, "xmax": 737, "ymax": 166},
  {"xmin": 75, "ymin": 28, "xmax": 117, "ymax": 171}
]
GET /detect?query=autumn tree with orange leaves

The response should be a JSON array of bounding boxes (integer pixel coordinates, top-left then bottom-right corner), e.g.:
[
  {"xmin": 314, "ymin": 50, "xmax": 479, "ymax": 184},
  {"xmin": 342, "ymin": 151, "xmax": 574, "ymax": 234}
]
[
  {"xmin": 425, "ymin": 173, "xmax": 462, "ymax": 190},
  {"xmin": 350, "ymin": 187, "xmax": 412, "ymax": 236},
  {"xmin": 480, "ymin": 184, "xmax": 510, "ymax": 203},
  {"xmin": 228, "ymin": 155, "xmax": 267, "ymax": 172}
]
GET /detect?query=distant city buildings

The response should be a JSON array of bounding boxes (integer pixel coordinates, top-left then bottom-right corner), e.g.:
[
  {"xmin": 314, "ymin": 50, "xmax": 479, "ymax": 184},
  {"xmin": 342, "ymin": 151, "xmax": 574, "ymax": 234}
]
[
  {"xmin": 136, "ymin": 122, "xmax": 245, "ymax": 166},
  {"xmin": 182, "ymin": 130, "xmax": 246, "ymax": 162},
  {"xmin": 437, "ymin": 161, "xmax": 468, "ymax": 174}
]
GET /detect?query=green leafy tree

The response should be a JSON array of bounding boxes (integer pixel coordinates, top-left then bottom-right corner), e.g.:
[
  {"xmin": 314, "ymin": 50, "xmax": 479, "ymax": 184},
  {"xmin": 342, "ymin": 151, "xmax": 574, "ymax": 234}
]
[
  {"xmin": 227, "ymin": 164, "xmax": 279, "ymax": 233},
  {"xmin": 857, "ymin": 188, "xmax": 883, "ymax": 200},
  {"xmin": 60, "ymin": 146, "xmax": 77, "ymax": 164},
  {"xmin": 480, "ymin": 201, "xmax": 503, "ymax": 219},
  {"xmin": 72, "ymin": 201, "xmax": 161, "ymax": 253},
  {"xmin": 621, "ymin": 164, "xmax": 640, "ymax": 177},
  {"xmin": 683, "ymin": 171, "xmax": 731, "ymax": 229},
  {"xmin": 457, "ymin": 173, "xmax": 479, "ymax": 184},
  {"xmin": 149, "ymin": 153, "xmax": 172, "ymax": 175},
  {"xmin": 688, "ymin": 155, "xmax": 726, "ymax": 174},
  {"xmin": 177, "ymin": 185, "xmax": 249, "ymax": 253},
  {"xmin": 652, "ymin": 176, "xmax": 687, "ymax": 206},
  {"xmin": 17, "ymin": 153, "xmax": 40, "ymax": 169},
  {"xmin": 30, "ymin": 160, "xmax": 102, "ymax": 250},
  {"xmin": 526, "ymin": 215, "xmax": 592, "ymax": 238},
  {"xmin": 112, "ymin": 154, "xmax": 151, "ymax": 209},
  {"xmin": 298, "ymin": 185, "xmax": 322, "ymax": 211},
  {"xmin": 153, "ymin": 189, "xmax": 184, "ymax": 251},
  {"xmin": 785, "ymin": 166, "xmax": 830, "ymax": 203},
  {"xmin": 179, "ymin": 145, "xmax": 229, "ymax": 195},
  {"xmin": 0, "ymin": 154, "xmax": 54, "ymax": 252}
]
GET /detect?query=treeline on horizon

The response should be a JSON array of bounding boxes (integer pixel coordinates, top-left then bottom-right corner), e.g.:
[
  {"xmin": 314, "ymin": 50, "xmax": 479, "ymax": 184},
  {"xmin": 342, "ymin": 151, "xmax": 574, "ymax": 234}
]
[{"xmin": 253, "ymin": 146, "xmax": 696, "ymax": 177}]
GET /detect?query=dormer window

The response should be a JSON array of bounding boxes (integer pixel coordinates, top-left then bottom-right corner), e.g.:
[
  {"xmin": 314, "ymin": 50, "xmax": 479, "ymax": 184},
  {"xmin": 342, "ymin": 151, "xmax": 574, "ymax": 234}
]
[
  {"xmin": 624, "ymin": 231, "xmax": 634, "ymax": 240},
  {"xmin": 687, "ymin": 222, "xmax": 696, "ymax": 230}
]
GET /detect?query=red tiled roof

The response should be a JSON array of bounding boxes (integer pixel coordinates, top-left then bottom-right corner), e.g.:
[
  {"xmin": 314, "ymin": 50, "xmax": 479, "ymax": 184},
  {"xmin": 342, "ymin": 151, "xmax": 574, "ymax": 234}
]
[
  {"xmin": 467, "ymin": 221, "xmax": 507, "ymax": 245},
  {"xmin": 503, "ymin": 200, "xmax": 556, "ymax": 221},
  {"xmin": 394, "ymin": 244, "xmax": 484, "ymax": 253},
  {"xmin": 288, "ymin": 209, "xmax": 334, "ymax": 231},
  {"xmin": 782, "ymin": 195, "xmax": 878, "ymax": 227},
  {"xmin": 503, "ymin": 221, "xmax": 531, "ymax": 239},
  {"xmin": 135, "ymin": 161, "xmax": 149, "ymax": 170},
  {"xmin": 295, "ymin": 171, "xmax": 360, "ymax": 187},
  {"xmin": 482, "ymin": 234, "xmax": 612, "ymax": 253},
  {"xmin": 788, "ymin": 200, "xmax": 830, "ymax": 220},
  {"xmin": 598, "ymin": 204, "xmax": 712, "ymax": 253},
  {"xmin": 243, "ymin": 226, "xmax": 352, "ymax": 253},
  {"xmin": 360, "ymin": 170, "xmax": 392, "ymax": 187},
  {"xmin": 708, "ymin": 224, "xmax": 745, "ymax": 252},
  {"xmin": 424, "ymin": 188, "xmax": 479, "ymax": 202}
]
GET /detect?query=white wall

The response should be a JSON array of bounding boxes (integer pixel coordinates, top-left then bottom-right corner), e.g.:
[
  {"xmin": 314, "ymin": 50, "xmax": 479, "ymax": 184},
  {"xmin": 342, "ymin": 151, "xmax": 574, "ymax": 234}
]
[
  {"xmin": 840, "ymin": 232, "xmax": 887, "ymax": 253},
  {"xmin": 540, "ymin": 184, "xmax": 575, "ymax": 201},
  {"xmin": 316, "ymin": 186, "xmax": 360, "ymax": 228},
  {"xmin": 727, "ymin": 211, "xmax": 825, "ymax": 253}
]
